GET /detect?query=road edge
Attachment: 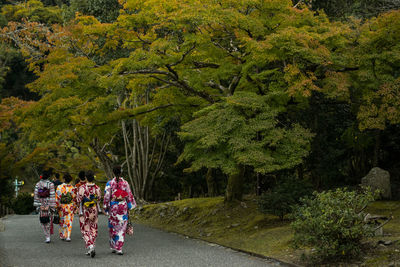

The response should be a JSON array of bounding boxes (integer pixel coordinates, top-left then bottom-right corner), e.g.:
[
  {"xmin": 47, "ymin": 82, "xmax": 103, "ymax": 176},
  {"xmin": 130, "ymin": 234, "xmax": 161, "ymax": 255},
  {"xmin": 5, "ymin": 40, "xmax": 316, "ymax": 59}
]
[
  {"xmin": 0, "ymin": 216, "xmax": 7, "ymax": 232},
  {"xmin": 134, "ymin": 222, "xmax": 302, "ymax": 267}
]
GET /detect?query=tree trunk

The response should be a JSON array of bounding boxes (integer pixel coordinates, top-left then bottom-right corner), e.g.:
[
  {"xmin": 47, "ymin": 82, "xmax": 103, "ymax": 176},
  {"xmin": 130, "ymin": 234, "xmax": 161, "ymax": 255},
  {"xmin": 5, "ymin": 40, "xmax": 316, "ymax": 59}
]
[
  {"xmin": 225, "ymin": 165, "xmax": 245, "ymax": 202},
  {"xmin": 117, "ymin": 89, "xmax": 169, "ymax": 201},
  {"xmin": 297, "ymin": 164, "xmax": 304, "ymax": 180},
  {"xmin": 206, "ymin": 168, "xmax": 218, "ymax": 197},
  {"xmin": 373, "ymin": 129, "xmax": 380, "ymax": 167},
  {"xmin": 91, "ymin": 142, "xmax": 114, "ymax": 179},
  {"xmin": 256, "ymin": 173, "xmax": 260, "ymax": 196}
]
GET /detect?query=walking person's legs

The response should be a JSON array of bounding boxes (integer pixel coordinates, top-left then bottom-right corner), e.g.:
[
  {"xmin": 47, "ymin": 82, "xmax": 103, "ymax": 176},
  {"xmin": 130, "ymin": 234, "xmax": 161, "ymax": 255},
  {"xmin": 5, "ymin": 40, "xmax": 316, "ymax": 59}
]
[
  {"xmin": 59, "ymin": 209, "xmax": 65, "ymax": 239},
  {"xmin": 66, "ymin": 212, "xmax": 74, "ymax": 240},
  {"xmin": 41, "ymin": 222, "xmax": 51, "ymax": 243}
]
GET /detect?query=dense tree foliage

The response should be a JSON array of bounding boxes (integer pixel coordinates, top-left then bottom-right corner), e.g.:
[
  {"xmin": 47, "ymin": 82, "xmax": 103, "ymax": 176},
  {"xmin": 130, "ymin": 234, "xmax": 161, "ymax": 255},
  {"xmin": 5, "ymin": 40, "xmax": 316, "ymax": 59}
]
[
  {"xmin": 1, "ymin": 0, "xmax": 400, "ymax": 204},
  {"xmin": 309, "ymin": 0, "xmax": 400, "ymax": 19},
  {"xmin": 63, "ymin": 0, "xmax": 121, "ymax": 23}
]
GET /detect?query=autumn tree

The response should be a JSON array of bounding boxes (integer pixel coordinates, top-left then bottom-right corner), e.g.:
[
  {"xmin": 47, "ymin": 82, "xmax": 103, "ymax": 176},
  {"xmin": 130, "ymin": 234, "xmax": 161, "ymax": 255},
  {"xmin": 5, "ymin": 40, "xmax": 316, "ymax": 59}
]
[
  {"xmin": 4, "ymin": 0, "xmax": 398, "ymax": 202},
  {"xmin": 108, "ymin": 0, "xmax": 352, "ymax": 200},
  {"xmin": 349, "ymin": 11, "xmax": 400, "ymax": 167},
  {"xmin": 0, "ymin": 97, "xmax": 32, "ymax": 199},
  {"xmin": 178, "ymin": 92, "xmax": 313, "ymax": 201}
]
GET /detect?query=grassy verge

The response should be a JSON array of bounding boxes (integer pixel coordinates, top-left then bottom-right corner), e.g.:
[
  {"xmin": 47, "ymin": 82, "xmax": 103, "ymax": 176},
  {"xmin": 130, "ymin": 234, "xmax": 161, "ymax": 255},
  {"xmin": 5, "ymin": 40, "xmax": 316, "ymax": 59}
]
[
  {"xmin": 132, "ymin": 197, "xmax": 400, "ymax": 266},
  {"xmin": 362, "ymin": 201, "xmax": 400, "ymax": 266},
  {"xmin": 133, "ymin": 196, "xmax": 299, "ymax": 265}
]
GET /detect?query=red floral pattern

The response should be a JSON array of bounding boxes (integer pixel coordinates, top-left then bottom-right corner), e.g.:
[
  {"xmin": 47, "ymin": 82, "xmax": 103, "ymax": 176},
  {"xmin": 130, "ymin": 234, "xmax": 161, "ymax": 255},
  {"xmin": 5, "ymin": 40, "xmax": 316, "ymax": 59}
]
[
  {"xmin": 103, "ymin": 177, "xmax": 136, "ymax": 251},
  {"xmin": 76, "ymin": 183, "xmax": 101, "ymax": 248}
]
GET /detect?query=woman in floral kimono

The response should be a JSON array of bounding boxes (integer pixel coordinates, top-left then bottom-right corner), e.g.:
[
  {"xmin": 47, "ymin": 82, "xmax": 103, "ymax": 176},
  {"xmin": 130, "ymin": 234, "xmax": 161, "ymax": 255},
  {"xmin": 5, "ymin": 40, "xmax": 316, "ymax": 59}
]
[
  {"xmin": 34, "ymin": 169, "xmax": 56, "ymax": 243},
  {"xmin": 76, "ymin": 170, "xmax": 101, "ymax": 257},
  {"xmin": 103, "ymin": 165, "xmax": 136, "ymax": 255},
  {"xmin": 55, "ymin": 173, "xmax": 76, "ymax": 241}
]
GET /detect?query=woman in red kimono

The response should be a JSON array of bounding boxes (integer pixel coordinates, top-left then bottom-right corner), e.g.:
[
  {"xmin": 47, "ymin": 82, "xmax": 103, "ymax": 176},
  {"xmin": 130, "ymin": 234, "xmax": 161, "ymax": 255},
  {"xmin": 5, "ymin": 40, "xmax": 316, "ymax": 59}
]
[
  {"xmin": 76, "ymin": 170, "xmax": 101, "ymax": 257},
  {"xmin": 103, "ymin": 165, "xmax": 136, "ymax": 255},
  {"xmin": 75, "ymin": 170, "xmax": 86, "ymax": 236}
]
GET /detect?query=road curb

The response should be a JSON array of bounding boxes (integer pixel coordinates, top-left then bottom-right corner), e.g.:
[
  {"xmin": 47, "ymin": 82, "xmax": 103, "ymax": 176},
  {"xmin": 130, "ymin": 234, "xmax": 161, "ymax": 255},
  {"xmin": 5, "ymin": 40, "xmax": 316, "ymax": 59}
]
[
  {"xmin": 135, "ymin": 222, "xmax": 302, "ymax": 267},
  {"xmin": 0, "ymin": 218, "xmax": 5, "ymax": 232}
]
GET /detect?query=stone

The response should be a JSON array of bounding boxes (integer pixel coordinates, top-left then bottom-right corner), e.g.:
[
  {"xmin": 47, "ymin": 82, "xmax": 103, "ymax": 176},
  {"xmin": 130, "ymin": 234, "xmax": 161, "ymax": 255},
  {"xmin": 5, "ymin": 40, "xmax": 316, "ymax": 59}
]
[
  {"xmin": 375, "ymin": 227, "xmax": 384, "ymax": 236},
  {"xmin": 384, "ymin": 240, "xmax": 393, "ymax": 246},
  {"xmin": 361, "ymin": 167, "xmax": 392, "ymax": 199},
  {"xmin": 231, "ymin": 223, "xmax": 240, "ymax": 227},
  {"xmin": 210, "ymin": 209, "xmax": 218, "ymax": 216}
]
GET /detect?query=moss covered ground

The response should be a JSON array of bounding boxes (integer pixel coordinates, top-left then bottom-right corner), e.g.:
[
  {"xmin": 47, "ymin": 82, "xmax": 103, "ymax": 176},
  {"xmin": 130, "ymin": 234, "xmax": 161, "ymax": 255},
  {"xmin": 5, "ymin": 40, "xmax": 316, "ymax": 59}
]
[{"xmin": 132, "ymin": 197, "xmax": 400, "ymax": 266}]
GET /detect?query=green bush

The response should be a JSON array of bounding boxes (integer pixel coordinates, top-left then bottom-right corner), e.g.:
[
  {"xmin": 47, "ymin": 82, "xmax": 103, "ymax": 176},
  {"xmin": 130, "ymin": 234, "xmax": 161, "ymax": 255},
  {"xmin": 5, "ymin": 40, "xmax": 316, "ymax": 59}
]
[
  {"xmin": 291, "ymin": 187, "xmax": 376, "ymax": 263},
  {"xmin": 12, "ymin": 192, "xmax": 35, "ymax": 215},
  {"xmin": 258, "ymin": 178, "xmax": 312, "ymax": 220}
]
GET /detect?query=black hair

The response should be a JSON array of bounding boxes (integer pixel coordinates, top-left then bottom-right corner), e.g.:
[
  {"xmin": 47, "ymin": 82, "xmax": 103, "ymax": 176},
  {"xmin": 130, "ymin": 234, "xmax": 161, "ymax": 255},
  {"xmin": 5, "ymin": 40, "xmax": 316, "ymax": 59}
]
[
  {"xmin": 112, "ymin": 165, "xmax": 122, "ymax": 177},
  {"xmin": 55, "ymin": 173, "xmax": 60, "ymax": 179},
  {"xmin": 42, "ymin": 169, "xmax": 52, "ymax": 180},
  {"xmin": 86, "ymin": 170, "xmax": 95, "ymax": 182},
  {"xmin": 78, "ymin": 170, "xmax": 86, "ymax": 181},
  {"xmin": 64, "ymin": 173, "xmax": 72, "ymax": 183}
]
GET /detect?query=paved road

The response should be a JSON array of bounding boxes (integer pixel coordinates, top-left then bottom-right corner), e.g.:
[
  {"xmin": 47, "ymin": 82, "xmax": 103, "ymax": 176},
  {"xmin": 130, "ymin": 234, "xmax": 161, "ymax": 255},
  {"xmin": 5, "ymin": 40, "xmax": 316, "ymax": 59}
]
[{"xmin": 0, "ymin": 215, "xmax": 283, "ymax": 267}]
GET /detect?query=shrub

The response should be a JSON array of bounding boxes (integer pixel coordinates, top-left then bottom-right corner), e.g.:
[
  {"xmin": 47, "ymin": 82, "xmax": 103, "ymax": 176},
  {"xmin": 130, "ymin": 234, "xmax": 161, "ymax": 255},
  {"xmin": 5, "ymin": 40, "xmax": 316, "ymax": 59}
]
[
  {"xmin": 12, "ymin": 192, "xmax": 35, "ymax": 214},
  {"xmin": 291, "ymin": 187, "xmax": 376, "ymax": 263},
  {"xmin": 258, "ymin": 178, "xmax": 312, "ymax": 220}
]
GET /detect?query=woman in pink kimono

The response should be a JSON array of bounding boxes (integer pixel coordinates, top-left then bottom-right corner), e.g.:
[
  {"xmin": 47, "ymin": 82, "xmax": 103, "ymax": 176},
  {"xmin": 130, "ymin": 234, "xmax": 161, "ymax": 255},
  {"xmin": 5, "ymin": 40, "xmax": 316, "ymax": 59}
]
[
  {"xmin": 103, "ymin": 165, "xmax": 136, "ymax": 255},
  {"xmin": 55, "ymin": 173, "xmax": 76, "ymax": 241},
  {"xmin": 33, "ymin": 169, "xmax": 56, "ymax": 243},
  {"xmin": 76, "ymin": 170, "xmax": 101, "ymax": 257}
]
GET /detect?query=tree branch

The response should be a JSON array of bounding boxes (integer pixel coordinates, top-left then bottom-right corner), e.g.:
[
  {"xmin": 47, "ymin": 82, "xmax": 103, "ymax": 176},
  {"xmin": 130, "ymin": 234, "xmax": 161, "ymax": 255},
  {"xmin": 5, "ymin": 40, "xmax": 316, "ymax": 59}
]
[{"xmin": 193, "ymin": 61, "xmax": 220, "ymax": 69}]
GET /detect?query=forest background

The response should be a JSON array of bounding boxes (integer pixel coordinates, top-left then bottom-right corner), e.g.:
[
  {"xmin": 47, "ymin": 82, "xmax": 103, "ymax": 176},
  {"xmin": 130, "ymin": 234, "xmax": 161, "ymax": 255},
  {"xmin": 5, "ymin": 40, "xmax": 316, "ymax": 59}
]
[{"xmin": 1, "ymin": 0, "xmax": 400, "ymax": 207}]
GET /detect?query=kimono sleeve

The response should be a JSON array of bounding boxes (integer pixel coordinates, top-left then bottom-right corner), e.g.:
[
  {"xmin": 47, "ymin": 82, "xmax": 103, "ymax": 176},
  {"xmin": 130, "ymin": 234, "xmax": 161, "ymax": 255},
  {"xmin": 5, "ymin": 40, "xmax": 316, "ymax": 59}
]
[
  {"xmin": 55, "ymin": 185, "xmax": 61, "ymax": 207},
  {"xmin": 96, "ymin": 185, "xmax": 102, "ymax": 212},
  {"xmin": 49, "ymin": 182, "xmax": 56, "ymax": 208},
  {"xmin": 125, "ymin": 181, "xmax": 136, "ymax": 210},
  {"xmin": 71, "ymin": 186, "xmax": 77, "ymax": 211},
  {"xmin": 33, "ymin": 183, "xmax": 40, "ymax": 207},
  {"xmin": 103, "ymin": 181, "xmax": 111, "ymax": 212},
  {"xmin": 76, "ymin": 185, "xmax": 85, "ymax": 215},
  {"xmin": 76, "ymin": 185, "xmax": 84, "ymax": 204}
]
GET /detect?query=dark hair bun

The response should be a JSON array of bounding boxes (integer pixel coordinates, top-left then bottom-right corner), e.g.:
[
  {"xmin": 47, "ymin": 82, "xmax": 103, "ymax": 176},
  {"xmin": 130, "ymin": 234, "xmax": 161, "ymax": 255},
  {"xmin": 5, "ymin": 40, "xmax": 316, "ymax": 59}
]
[
  {"xmin": 78, "ymin": 170, "xmax": 86, "ymax": 181},
  {"xmin": 86, "ymin": 170, "xmax": 95, "ymax": 182},
  {"xmin": 64, "ymin": 173, "xmax": 72, "ymax": 183},
  {"xmin": 113, "ymin": 165, "xmax": 122, "ymax": 176},
  {"xmin": 42, "ymin": 169, "xmax": 52, "ymax": 180}
]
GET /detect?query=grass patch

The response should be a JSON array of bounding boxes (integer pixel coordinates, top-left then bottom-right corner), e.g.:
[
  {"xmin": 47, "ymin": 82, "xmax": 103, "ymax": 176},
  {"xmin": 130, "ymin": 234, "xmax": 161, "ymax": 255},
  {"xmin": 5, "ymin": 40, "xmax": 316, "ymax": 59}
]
[{"xmin": 132, "ymin": 197, "xmax": 400, "ymax": 266}]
